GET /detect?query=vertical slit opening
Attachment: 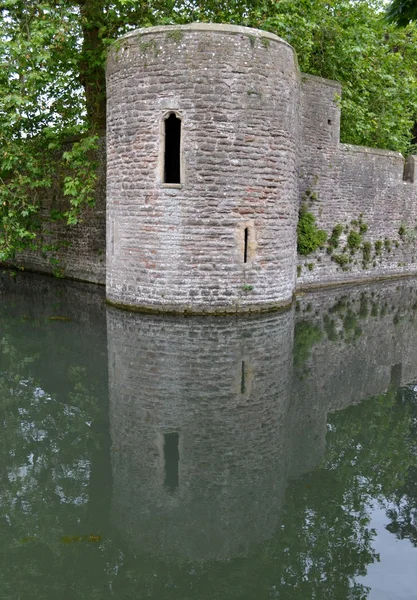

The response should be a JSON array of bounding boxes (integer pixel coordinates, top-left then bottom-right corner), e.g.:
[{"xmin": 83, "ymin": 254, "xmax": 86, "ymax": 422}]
[
  {"xmin": 390, "ymin": 363, "xmax": 402, "ymax": 389},
  {"xmin": 164, "ymin": 433, "xmax": 179, "ymax": 491},
  {"xmin": 244, "ymin": 227, "xmax": 248, "ymax": 263},
  {"xmin": 164, "ymin": 113, "xmax": 181, "ymax": 184},
  {"xmin": 241, "ymin": 361, "xmax": 246, "ymax": 394}
]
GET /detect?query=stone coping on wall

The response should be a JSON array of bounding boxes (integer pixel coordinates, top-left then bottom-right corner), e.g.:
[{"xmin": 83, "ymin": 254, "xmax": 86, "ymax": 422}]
[
  {"xmin": 112, "ymin": 22, "xmax": 294, "ymax": 52},
  {"xmin": 301, "ymin": 72, "xmax": 342, "ymax": 90},
  {"xmin": 340, "ymin": 143, "xmax": 404, "ymax": 159}
]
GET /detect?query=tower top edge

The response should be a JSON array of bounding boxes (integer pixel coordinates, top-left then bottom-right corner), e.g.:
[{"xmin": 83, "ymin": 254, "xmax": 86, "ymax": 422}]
[{"xmin": 115, "ymin": 22, "xmax": 293, "ymax": 50}]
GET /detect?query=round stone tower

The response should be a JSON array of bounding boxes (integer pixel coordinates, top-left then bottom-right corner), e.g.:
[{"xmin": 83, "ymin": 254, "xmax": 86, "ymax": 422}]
[{"xmin": 106, "ymin": 23, "xmax": 300, "ymax": 313}]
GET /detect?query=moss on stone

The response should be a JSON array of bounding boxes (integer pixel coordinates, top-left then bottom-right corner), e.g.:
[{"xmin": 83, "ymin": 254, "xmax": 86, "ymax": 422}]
[
  {"xmin": 362, "ymin": 241, "xmax": 372, "ymax": 266},
  {"xmin": 332, "ymin": 253, "xmax": 350, "ymax": 269},
  {"xmin": 297, "ymin": 205, "xmax": 327, "ymax": 255},
  {"xmin": 347, "ymin": 230, "xmax": 362, "ymax": 252},
  {"xmin": 327, "ymin": 224, "xmax": 343, "ymax": 252},
  {"xmin": 167, "ymin": 30, "xmax": 183, "ymax": 43}
]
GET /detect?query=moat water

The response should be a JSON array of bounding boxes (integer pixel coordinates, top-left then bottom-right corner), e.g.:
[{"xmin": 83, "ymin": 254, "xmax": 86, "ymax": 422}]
[{"xmin": 2, "ymin": 271, "xmax": 417, "ymax": 599}]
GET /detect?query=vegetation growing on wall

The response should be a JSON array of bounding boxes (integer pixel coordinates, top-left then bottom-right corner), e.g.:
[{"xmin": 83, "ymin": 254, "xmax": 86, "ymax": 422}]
[
  {"xmin": 347, "ymin": 230, "xmax": 362, "ymax": 252},
  {"xmin": 298, "ymin": 208, "xmax": 417, "ymax": 273},
  {"xmin": 327, "ymin": 224, "xmax": 344, "ymax": 252},
  {"xmin": 297, "ymin": 205, "xmax": 327, "ymax": 256}
]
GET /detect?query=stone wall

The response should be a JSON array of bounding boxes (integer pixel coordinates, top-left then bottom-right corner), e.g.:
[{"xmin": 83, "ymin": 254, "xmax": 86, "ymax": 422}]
[
  {"xmin": 298, "ymin": 75, "xmax": 417, "ymax": 288},
  {"xmin": 5, "ymin": 139, "xmax": 106, "ymax": 285}
]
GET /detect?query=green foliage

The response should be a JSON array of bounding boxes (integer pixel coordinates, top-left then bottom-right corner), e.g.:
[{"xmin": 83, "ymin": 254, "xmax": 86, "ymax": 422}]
[
  {"xmin": 248, "ymin": 0, "xmax": 417, "ymax": 155},
  {"xmin": 332, "ymin": 253, "xmax": 350, "ymax": 268},
  {"xmin": 328, "ymin": 223, "xmax": 344, "ymax": 252},
  {"xmin": 0, "ymin": 0, "xmax": 175, "ymax": 260},
  {"xmin": 0, "ymin": 134, "xmax": 99, "ymax": 261},
  {"xmin": 386, "ymin": 0, "xmax": 417, "ymax": 26},
  {"xmin": 347, "ymin": 230, "xmax": 362, "ymax": 252},
  {"xmin": 375, "ymin": 239, "xmax": 383, "ymax": 255},
  {"xmin": 362, "ymin": 241, "xmax": 372, "ymax": 265},
  {"xmin": 297, "ymin": 205, "xmax": 327, "ymax": 255}
]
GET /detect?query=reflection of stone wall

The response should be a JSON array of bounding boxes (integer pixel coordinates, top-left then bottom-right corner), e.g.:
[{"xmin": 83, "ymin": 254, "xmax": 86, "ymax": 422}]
[
  {"xmin": 107, "ymin": 276, "xmax": 417, "ymax": 564},
  {"xmin": 295, "ymin": 279, "xmax": 417, "ymax": 404},
  {"xmin": 108, "ymin": 308, "xmax": 294, "ymax": 561},
  {"xmin": 289, "ymin": 279, "xmax": 417, "ymax": 478},
  {"xmin": 0, "ymin": 271, "xmax": 107, "ymax": 395}
]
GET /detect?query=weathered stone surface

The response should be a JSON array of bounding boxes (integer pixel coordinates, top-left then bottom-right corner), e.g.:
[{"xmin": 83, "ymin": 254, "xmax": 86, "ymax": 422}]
[
  {"xmin": 298, "ymin": 75, "xmax": 417, "ymax": 288},
  {"xmin": 106, "ymin": 23, "xmax": 299, "ymax": 313}
]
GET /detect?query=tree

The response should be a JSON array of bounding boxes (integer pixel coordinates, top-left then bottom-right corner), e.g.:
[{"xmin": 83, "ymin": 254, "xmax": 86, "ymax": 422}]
[{"xmin": 386, "ymin": 0, "xmax": 417, "ymax": 26}]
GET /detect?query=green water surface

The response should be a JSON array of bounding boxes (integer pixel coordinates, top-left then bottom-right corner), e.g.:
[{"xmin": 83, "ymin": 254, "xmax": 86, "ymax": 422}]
[{"xmin": 1, "ymin": 272, "xmax": 417, "ymax": 599}]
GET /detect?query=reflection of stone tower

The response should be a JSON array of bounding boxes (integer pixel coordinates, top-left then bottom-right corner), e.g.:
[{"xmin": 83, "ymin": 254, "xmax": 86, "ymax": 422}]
[
  {"xmin": 106, "ymin": 23, "xmax": 299, "ymax": 313},
  {"xmin": 107, "ymin": 308, "xmax": 294, "ymax": 562}
]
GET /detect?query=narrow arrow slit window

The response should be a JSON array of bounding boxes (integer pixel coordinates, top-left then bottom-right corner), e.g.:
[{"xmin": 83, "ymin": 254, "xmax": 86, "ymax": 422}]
[
  {"xmin": 244, "ymin": 227, "xmax": 249, "ymax": 263},
  {"xmin": 164, "ymin": 432, "xmax": 179, "ymax": 491},
  {"xmin": 164, "ymin": 113, "xmax": 181, "ymax": 184}
]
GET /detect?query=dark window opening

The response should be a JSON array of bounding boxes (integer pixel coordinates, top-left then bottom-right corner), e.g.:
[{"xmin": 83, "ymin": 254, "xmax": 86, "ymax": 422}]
[
  {"xmin": 390, "ymin": 363, "xmax": 402, "ymax": 389},
  {"xmin": 244, "ymin": 227, "xmax": 249, "ymax": 263},
  {"xmin": 164, "ymin": 113, "xmax": 181, "ymax": 184},
  {"xmin": 403, "ymin": 156, "xmax": 415, "ymax": 183},
  {"xmin": 328, "ymin": 119, "xmax": 332, "ymax": 125},
  {"xmin": 241, "ymin": 361, "xmax": 246, "ymax": 394},
  {"xmin": 164, "ymin": 432, "xmax": 179, "ymax": 491}
]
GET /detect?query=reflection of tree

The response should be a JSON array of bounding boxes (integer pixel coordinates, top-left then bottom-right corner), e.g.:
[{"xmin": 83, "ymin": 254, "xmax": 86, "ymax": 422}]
[
  {"xmin": 383, "ymin": 386, "xmax": 417, "ymax": 547},
  {"xmin": 0, "ymin": 306, "xmax": 111, "ymax": 598},
  {"xmin": 313, "ymin": 386, "xmax": 417, "ymax": 595},
  {"xmin": 325, "ymin": 389, "xmax": 417, "ymax": 503},
  {"xmin": 227, "ymin": 385, "xmax": 417, "ymax": 600},
  {"xmin": 257, "ymin": 474, "xmax": 376, "ymax": 600}
]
